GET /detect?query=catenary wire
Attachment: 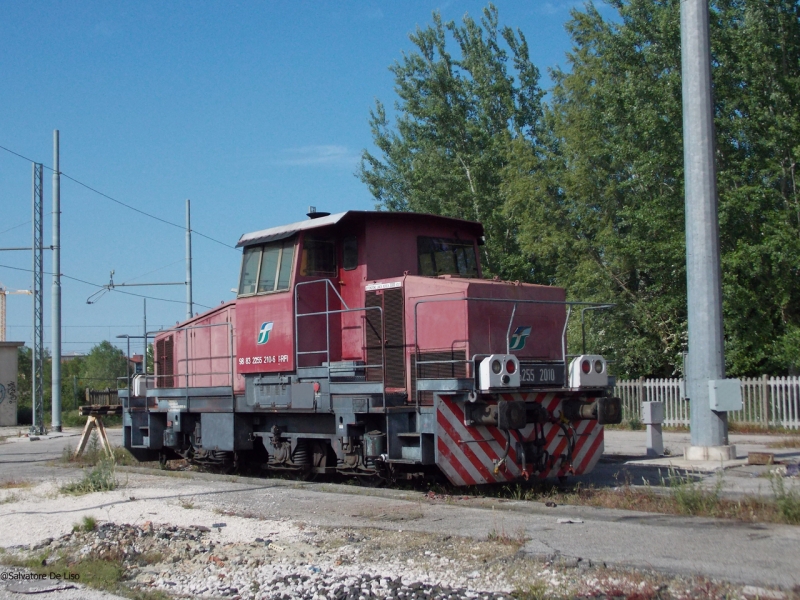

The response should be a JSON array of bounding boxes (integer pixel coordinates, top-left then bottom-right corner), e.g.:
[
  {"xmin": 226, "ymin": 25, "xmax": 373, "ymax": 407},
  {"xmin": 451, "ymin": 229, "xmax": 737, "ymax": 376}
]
[
  {"xmin": 121, "ymin": 258, "xmax": 186, "ymax": 285},
  {"xmin": 0, "ymin": 143, "xmax": 236, "ymax": 250},
  {"xmin": 0, "ymin": 220, "xmax": 31, "ymax": 235},
  {"xmin": 0, "ymin": 263, "xmax": 212, "ymax": 309}
]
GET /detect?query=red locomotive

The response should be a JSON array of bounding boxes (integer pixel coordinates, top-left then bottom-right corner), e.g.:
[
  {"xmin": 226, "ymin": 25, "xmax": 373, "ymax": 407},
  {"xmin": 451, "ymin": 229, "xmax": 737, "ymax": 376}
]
[{"xmin": 122, "ymin": 210, "xmax": 620, "ymax": 485}]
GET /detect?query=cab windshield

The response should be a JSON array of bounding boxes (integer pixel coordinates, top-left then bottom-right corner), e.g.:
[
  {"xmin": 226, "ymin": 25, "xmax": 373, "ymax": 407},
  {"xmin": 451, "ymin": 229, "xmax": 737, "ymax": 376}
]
[{"xmin": 417, "ymin": 237, "xmax": 478, "ymax": 278}]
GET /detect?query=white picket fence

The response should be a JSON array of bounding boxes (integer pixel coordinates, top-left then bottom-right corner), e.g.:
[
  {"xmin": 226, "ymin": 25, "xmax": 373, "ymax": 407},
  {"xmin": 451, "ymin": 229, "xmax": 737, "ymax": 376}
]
[{"xmin": 614, "ymin": 375, "xmax": 800, "ymax": 429}]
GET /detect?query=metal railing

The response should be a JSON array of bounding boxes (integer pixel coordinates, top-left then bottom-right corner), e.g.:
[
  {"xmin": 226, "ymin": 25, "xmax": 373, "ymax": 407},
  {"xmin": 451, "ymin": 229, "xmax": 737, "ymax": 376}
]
[
  {"xmin": 614, "ymin": 375, "xmax": 800, "ymax": 429},
  {"xmin": 140, "ymin": 321, "xmax": 236, "ymax": 401},
  {"xmin": 412, "ymin": 296, "xmax": 614, "ymax": 378},
  {"xmin": 294, "ymin": 279, "xmax": 386, "ymax": 404}
]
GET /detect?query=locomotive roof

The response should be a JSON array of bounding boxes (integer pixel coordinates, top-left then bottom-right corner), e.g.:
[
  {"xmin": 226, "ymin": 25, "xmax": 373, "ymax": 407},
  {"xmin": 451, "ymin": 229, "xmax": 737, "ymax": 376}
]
[{"xmin": 236, "ymin": 210, "xmax": 484, "ymax": 248}]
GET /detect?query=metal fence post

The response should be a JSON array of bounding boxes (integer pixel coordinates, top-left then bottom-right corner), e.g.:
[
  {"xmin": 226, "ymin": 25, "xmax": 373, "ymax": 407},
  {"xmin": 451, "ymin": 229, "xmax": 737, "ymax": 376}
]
[{"xmin": 638, "ymin": 376, "xmax": 645, "ymax": 416}]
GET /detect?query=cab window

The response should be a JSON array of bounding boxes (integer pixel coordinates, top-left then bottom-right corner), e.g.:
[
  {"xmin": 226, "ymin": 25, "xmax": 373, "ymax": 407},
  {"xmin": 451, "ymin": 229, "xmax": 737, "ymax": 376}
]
[
  {"xmin": 238, "ymin": 247, "xmax": 260, "ymax": 295},
  {"xmin": 301, "ymin": 238, "xmax": 337, "ymax": 276},
  {"xmin": 417, "ymin": 237, "xmax": 478, "ymax": 278},
  {"xmin": 238, "ymin": 238, "xmax": 295, "ymax": 296}
]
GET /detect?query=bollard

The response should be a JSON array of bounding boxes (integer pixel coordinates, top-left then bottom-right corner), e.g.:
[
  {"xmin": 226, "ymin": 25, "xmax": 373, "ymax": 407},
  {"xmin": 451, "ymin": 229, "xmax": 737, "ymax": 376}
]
[{"xmin": 642, "ymin": 401, "xmax": 664, "ymax": 457}]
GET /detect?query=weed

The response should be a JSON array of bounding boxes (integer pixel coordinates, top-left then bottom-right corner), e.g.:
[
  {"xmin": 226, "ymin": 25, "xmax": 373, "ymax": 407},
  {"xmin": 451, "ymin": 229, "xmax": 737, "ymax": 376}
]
[
  {"xmin": 4, "ymin": 552, "xmax": 123, "ymax": 591},
  {"xmin": 727, "ymin": 422, "xmax": 795, "ymax": 434},
  {"xmin": 60, "ymin": 437, "xmax": 134, "ymax": 467},
  {"xmin": 627, "ymin": 416, "xmax": 643, "ymax": 431},
  {"xmin": 73, "ymin": 515, "xmax": 98, "ymax": 532},
  {"xmin": 513, "ymin": 580, "xmax": 551, "ymax": 600},
  {"xmin": 60, "ymin": 458, "xmax": 118, "ymax": 495},
  {"xmin": 178, "ymin": 496, "xmax": 196, "ymax": 509},
  {"xmin": 769, "ymin": 473, "xmax": 800, "ymax": 524},
  {"xmin": 487, "ymin": 527, "xmax": 528, "ymax": 547},
  {"xmin": 664, "ymin": 467, "xmax": 723, "ymax": 516},
  {"xmin": 112, "ymin": 446, "xmax": 137, "ymax": 465},
  {"xmin": 0, "ymin": 492, "xmax": 20, "ymax": 504},
  {"xmin": 0, "ymin": 480, "xmax": 32, "ymax": 490},
  {"xmin": 61, "ymin": 444, "xmax": 75, "ymax": 464},
  {"xmin": 767, "ymin": 437, "xmax": 800, "ymax": 449}
]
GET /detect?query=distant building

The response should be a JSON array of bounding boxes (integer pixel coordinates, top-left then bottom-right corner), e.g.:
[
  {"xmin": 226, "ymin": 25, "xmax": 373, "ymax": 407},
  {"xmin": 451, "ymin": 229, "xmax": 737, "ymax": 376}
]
[
  {"xmin": 130, "ymin": 354, "xmax": 144, "ymax": 374},
  {"xmin": 61, "ymin": 352, "xmax": 85, "ymax": 363},
  {"xmin": 0, "ymin": 341, "xmax": 25, "ymax": 426}
]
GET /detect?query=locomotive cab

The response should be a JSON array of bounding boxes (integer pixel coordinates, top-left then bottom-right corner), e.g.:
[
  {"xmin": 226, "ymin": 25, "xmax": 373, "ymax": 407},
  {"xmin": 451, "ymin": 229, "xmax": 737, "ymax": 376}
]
[{"xmin": 122, "ymin": 210, "xmax": 620, "ymax": 485}]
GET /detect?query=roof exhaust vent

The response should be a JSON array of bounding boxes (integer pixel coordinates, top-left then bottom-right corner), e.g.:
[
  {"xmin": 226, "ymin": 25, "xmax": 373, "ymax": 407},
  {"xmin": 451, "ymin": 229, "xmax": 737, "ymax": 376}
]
[{"xmin": 307, "ymin": 206, "xmax": 330, "ymax": 219}]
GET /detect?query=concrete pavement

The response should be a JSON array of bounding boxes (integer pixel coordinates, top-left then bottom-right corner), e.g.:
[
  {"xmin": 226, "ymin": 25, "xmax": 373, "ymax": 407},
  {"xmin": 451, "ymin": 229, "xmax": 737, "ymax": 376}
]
[{"xmin": 0, "ymin": 425, "xmax": 798, "ymax": 590}]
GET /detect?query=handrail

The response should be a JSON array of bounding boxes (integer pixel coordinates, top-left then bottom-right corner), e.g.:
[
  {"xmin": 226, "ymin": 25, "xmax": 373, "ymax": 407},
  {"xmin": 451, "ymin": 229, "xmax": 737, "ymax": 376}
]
[
  {"xmin": 412, "ymin": 296, "xmax": 615, "ymax": 403},
  {"xmin": 146, "ymin": 321, "xmax": 236, "ymax": 403},
  {"xmin": 294, "ymin": 279, "xmax": 386, "ymax": 410}
]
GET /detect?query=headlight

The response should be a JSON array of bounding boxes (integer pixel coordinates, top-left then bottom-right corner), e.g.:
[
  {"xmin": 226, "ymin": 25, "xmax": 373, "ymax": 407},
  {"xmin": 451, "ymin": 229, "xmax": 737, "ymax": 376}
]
[
  {"xmin": 569, "ymin": 355, "xmax": 609, "ymax": 389},
  {"xmin": 478, "ymin": 355, "xmax": 521, "ymax": 390}
]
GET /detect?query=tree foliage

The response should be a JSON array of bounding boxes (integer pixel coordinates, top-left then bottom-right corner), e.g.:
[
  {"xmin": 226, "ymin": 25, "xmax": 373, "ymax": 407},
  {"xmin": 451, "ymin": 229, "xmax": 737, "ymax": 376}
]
[
  {"xmin": 16, "ymin": 341, "xmax": 126, "ymax": 417},
  {"xmin": 83, "ymin": 341, "xmax": 128, "ymax": 389},
  {"xmin": 358, "ymin": 4, "xmax": 545, "ymax": 279},
  {"xmin": 361, "ymin": 0, "xmax": 800, "ymax": 377}
]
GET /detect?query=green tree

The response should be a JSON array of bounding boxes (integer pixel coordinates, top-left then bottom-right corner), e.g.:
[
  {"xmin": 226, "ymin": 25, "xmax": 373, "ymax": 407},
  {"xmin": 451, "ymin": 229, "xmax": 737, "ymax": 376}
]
[
  {"xmin": 358, "ymin": 4, "xmax": 545, "ymax": 279},
  {"xmin": 82, "ymin": 341, "xmax": 128, "ymax": 389},
  {"xmin": 61, "ymin": 355, "xmax": 86, "ymax": 409},
  {"xmin": 16, "ymin": 346, "xmax": 52, "ymax": 409},
  {"xmin": 363, "ymin": 1, "xmax": 800, "ymax": 377},
  {"xmin": 505, "ymin": 0, "xmax": 800, "ymax": 377},
  {"xmin": 504, "ymin": 1, "xmax": 687, "ymax": 377}
]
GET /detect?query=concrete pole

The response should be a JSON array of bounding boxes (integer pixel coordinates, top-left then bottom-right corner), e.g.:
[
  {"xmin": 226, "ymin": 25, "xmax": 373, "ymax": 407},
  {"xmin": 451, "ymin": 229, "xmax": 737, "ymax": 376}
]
[
  {"xmin": 143, "ymin": 298, "xmax": 147, "ymax": 376},
  {"xmin": 186, "ymin": 199, "xmax": 193, "ymax": 320},
  {"xmin": 51, "ymin": 130, "xmax": 62, "ymax": 431},
  {"xmin": 681, "ymin": 0, "xmax": 727, "ymax": 448}
]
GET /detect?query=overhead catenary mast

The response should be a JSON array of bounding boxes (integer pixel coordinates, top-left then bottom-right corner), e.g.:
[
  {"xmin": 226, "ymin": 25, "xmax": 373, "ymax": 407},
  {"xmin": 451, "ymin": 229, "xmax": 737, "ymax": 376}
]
[
  {"xmin": 31, "ymin": 163, "xmax": 44, "ymax": 435},
  {"xmin": 681, "ymin": 0, "xmax": 737, "ymax": 456},
  {"xmin": 52, "ymin": 130, "xmax": 62, "ymax": 432}
]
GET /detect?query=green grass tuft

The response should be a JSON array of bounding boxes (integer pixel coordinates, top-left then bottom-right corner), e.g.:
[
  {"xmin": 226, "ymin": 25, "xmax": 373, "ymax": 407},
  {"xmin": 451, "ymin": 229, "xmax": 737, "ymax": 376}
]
[
  {"xmin": 73, "ymin": 515, "xmax": 98, "ymax": 532},
  {"xmin": 664, "ymin": 467, "xmax": 723, "ymax": 516},
  {"xmin": 60, "ymin": 459, "xmax": 118, "ymax": 495},
  {"xmin": 769, "ymin": 473, "xmax": 800, "ymax": 524}
]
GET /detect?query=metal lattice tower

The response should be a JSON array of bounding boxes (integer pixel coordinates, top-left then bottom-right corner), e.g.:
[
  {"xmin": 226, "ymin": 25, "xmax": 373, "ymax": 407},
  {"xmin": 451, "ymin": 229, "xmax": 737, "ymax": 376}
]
[{"xmin": 31, "ymin": 163, "xmax": 45, "ymax": 435}]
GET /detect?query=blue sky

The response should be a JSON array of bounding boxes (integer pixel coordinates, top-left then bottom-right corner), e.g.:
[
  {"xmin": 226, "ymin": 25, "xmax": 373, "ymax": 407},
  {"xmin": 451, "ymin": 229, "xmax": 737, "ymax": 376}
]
[{"xmin": 0, "ymin": 0, "xmax": 609, "ymax": 359}]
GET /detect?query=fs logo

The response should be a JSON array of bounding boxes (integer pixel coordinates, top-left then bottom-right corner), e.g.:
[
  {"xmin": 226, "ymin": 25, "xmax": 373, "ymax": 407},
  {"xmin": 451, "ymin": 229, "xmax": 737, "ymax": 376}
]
[
  {"xmin": 509, "ymin": 326, "xmax": 532, "ymax": 351},
  {"xmin": 257, "ymin": 322, "xmax": 274, "ymax": 345}
]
